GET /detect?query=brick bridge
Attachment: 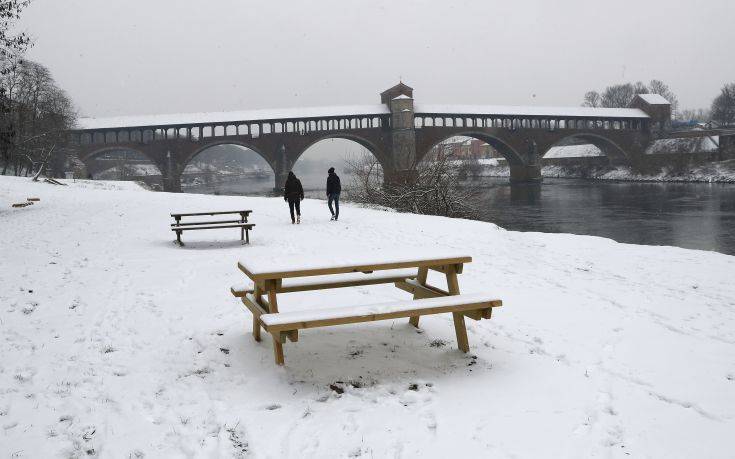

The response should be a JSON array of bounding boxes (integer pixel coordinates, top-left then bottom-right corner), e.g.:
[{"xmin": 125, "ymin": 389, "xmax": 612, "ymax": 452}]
[{"xmin": 71, "ymin": 83, "xmax": 672, "ymax": 192}]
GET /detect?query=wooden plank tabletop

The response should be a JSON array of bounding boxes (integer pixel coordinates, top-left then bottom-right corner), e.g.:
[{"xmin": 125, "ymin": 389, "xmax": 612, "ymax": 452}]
[
  {"xmin": 238, "ymin": 253, "xmax": 472, "ymax": 281},
  {"xmin": 171, "ymin": 210, "xmax": 252, "ymax": 217}
]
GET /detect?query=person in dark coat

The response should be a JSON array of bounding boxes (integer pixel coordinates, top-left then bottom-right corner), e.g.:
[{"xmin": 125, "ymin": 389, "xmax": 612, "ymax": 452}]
[
  {"xmin": 283, "ymin": 171, "xmax": 304, "ymax": 224},
  {"xmin": 326, "ymin": 167, "xmax": 341, "ymax": 221}
]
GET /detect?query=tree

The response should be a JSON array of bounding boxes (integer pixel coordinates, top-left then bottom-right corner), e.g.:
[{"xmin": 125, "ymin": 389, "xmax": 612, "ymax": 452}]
[
  {"xmin": 582, "ymin": 91, "xmax": 601, "ymax": 108},
  {"xmin": 678, "ymin": 108, "xmax": 710, "ymax": 123},
  {"xmin": 1, "ymin": 59, "xmax": 76, "ymax": 176},
  {"xmin": 600, "ymin": 82, "xmax": 648, "ymax": 108},
  {"xmin": 648, "ymin": 79, "xmax": 679, "ymax": 115},
  {"xmin": 0, "ymin": 0, "xmax": 31, "ymax": 72},
  {"xmin": 711, "ymin": 83, "xmax": 735, "ymax": 127},
  {"xmin": 1, "ymin": 0, "xmax": 32, "ymax": 174},
  {"xmin": 582, "ymin": 80, "xmax": 678, "ymax": 110},
  {"xmin": 345, "ymin": 150, "xmax": 478, "ymax": 219}
]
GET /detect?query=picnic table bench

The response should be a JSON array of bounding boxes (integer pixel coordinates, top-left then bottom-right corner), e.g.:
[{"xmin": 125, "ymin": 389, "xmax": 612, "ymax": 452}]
[
  {"xmin": 231, "ymin": 254, "xmax": 502, "ymax": 365},
  {"xmin": 171, "ymin": 210, "xmax": 254, "ymax": 246}
]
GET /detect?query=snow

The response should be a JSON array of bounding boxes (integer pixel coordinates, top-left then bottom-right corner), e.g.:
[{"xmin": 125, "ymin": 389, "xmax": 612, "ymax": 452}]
[
  {"xmin": 636, "ymin": 94, "xmax": 671, "ymax": 105},
  {"xmin": 544, "ymin": 144, "xmax": 603, "ymax": 158},
  {"xmin": 76, "ymin": 105, "xmax": 391, "ymax": 130},
  {"xmin": 393, "ymin": 94, "xmax": 412, "ymax": 100},
  {"xmin": 646, "ymin": 136, "xmax": 719, "ymax": 154},
  {"xmin": 477, "ymin": 160, "xmax": 735, "ymax": 183},
  {"xmin": 232, "ymin": 269, "xmax": 418, "ymax": 293},
  {"xmin": 1, "ymin": 175, "xmax": 735, "ymax": 457},
  {"xmin": 76, "ymin": 102, "xmax": 649, "ymax": 131},
  {"xmin": 415, "ymin": 104, "xmax": 650, "ymax": 119},
  {"xmin": 259, "ymin": 293, "xmax": 499, "ymax": 327},
  {"xmin": 240, "ymin": 252, "xmax": 470, "ymax": 277}
]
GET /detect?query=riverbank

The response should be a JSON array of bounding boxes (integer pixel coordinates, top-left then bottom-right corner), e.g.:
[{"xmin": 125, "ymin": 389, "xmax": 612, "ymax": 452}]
[
  {"xmin": 476, "ymin": 158, "xmax": 735, "ymax": 183},
  {"xmin": 1, "ymin": 176, "xmax": 734, "ymax": 457}
]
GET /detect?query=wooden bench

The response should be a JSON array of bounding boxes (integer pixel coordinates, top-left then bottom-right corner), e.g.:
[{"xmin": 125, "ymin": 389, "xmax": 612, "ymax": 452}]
[
  {"xmin": 171, "ymin": 210, "xmax": 254, "ymax": 246},
  {"xmin": 231, "ymin": 255, "xmax": 503, "ymax": 365}
]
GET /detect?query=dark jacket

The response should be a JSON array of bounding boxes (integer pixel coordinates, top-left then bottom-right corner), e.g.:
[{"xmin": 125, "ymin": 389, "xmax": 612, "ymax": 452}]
[
  {"xmin": 284, "ymin": 173, "xmax": 304, "ymax": 201},
  {"xmin": 326, "ymin": 172, "xmax": 341, "ymax": 195}
]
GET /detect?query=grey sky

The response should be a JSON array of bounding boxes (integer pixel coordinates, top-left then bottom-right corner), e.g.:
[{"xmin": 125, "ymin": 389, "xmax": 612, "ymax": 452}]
[{"xmin": 19, "ymin": 0, "xmax": 735, "ymax": 119}]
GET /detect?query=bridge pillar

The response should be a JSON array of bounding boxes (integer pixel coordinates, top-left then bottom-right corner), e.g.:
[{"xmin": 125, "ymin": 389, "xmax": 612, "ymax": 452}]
[
  {"xmin": 273, "ymin": 144, "xmax": 289, "ymax": 192},
  {"xmin": 160, "ymin": 150, "xmax": 182, "ymax": 192},
  {"xmin": 720, "ymin": 134, "xmax": 735, "ymax": 160},
  {"xmin": 509, "ymin": 165, "xmax": 542, "ymax": 183},
  {"xmin": 162, "ymin": 173, "xmax": 181, "ymax": 192}
]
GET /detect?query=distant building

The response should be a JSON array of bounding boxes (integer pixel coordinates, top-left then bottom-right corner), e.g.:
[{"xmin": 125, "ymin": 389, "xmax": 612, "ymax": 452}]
[{"xmin": 429, "ymin": 137, "xmax": 499, "ymax": 160}]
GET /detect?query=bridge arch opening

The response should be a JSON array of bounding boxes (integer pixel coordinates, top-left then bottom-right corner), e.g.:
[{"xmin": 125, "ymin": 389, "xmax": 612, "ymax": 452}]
[
  {"xmin": 419, "ymin": 132, "xmax": 525, "ymax": 168},
  {"xmin": 290, "ymin": 135, "xmax": 386, "ymax": 194},
  {"xmin": 540, "ymin": 133, "xmax": 628, "ymax": 164},
  {"xmin": 82, "ymin": 148, "xmax": 164, "ymax": 189},
  {"xmin": 181, "ymin": 142, "xmax": 274, "ymax": 195}
]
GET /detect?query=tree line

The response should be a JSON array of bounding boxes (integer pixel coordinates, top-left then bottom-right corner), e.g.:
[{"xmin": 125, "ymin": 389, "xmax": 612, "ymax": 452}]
[
  {"xmin": 582, "ymin": 79, "xmax": 735, "ymax": 127},
  {"xmin": 0, "ymin": 0, "xmax": 75, "ymax": 177}
]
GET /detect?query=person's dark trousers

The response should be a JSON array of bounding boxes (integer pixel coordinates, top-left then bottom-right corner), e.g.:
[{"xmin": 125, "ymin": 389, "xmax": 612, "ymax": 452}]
[
  {"xmin": 288, "ymin": 198, "xmax": 301, "ymax": 223},
  {"xmin": 328, "ymin": 193, "xmax": 340, "ymax": 219}
]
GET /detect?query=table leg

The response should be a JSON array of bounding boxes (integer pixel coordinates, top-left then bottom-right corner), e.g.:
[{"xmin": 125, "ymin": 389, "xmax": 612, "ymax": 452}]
[
  {"xmin": 446, "ymin": 266, "xmax": 469, "ymax": 352},
  {"xmin": 409, "ymin": 267, "xmax": 428, "ymax": 328},
  {"xmin": 452, "ymin": 312, "xmax": 470, "ymax": 353},
  {"xmin": 267, "ymin": 286, "xmax": 285, "ymax": 365},
  {"xmin": 252, "ymin": 286, "xmax": 263, "ymax": 342}
]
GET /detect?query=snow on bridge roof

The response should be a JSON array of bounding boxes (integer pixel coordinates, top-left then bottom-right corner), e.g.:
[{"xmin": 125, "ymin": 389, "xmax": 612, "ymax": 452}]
[
  {"xmin": 75, "ymin": 104, "xmax": 391, "ymax": 130},
  {"xmin": 636, "ymin": 93, "xmax": 671, "ymax": 105},
  {"xmin": 414, "ymin": 104, "xmax": 649, "ymax": 119},
  {"xmin": 75, "ymin": 102, "xmax": 649, "ymax": 131}
]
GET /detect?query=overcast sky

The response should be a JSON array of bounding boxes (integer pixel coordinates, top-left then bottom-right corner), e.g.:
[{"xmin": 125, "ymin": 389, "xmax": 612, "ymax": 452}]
[{"xmin": 19, "ymin": 0, "xmax": 735, "ymax": 119}]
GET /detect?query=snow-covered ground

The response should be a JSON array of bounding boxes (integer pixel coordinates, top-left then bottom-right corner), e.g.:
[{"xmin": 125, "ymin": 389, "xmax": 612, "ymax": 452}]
[
  {"xmin": 544, "ymin": 144, "xmax": 603, "ymax": 158},
  {"xmin": 542, "ymin": 160, "xmax": 735, "ymax": 183},
  {"xmin": 1, "ymin": 176, "xmax": 734, "ymax": 458}
]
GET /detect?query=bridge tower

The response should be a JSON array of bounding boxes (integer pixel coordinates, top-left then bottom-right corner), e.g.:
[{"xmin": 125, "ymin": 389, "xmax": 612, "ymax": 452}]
[{"xmin": 382, "ymin": 83, "xmax": 417, "ymax": 182}]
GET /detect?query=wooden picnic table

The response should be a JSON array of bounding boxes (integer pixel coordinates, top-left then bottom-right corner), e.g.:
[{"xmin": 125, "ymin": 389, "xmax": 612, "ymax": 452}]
[
  {"xmin": 170, "ymin": 210, "xmax": 254, "ymax": 245},
  {"xmin": 231, "ymin": 254, "xmax": 502, "ymax": 365}
]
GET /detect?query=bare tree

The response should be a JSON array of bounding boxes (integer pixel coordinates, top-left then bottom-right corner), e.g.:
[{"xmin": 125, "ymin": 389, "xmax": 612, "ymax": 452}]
[
  {"xmin": 711, "ymin": 83, "xmax": 735, "ymax": 127},
  {"xmin": 0, "ymin": 0, "xmax": 31, "ymax": 70},
  {"xmin": 600, "ymin": 82, "xmax": 648, "ymax": 108},
  {"xmin": 346, "ymin": 150, "xmax": 479, "ymax": 219},
  {"xmin": 678, "ymin": 108, "xmax": 710, "ymax": 124},
  {"xmin": 582, "ymin": 91, "xmax": 601, "ymax": 108},
  {"xmin": 648, "ymin": 79, "xmax": 679, "ymax": 115},
  {"xmin": 1, "ymin": 59, "xmax": 76, "ymax": 176},
  {"xmin": 1, "ymin": 0, "xmax": 32, "ymax": 174},
  {"xmin": 583, "ymin": 79, "xmax": 679, "ymax": 111}
]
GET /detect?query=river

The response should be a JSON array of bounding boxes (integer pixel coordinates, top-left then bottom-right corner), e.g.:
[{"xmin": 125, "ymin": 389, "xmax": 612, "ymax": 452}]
[{"xmin": 183, "ymin": 174, "xmax": 735, "ymax": 256}]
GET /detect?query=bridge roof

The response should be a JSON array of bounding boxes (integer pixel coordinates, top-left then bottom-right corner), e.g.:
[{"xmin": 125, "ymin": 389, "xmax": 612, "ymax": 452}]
[
  {"xmin": 75, "ymin": 102, "xmax": 649, "ymax": 131},
  {"xmin": 414, "ymin": 104, "xmax": 649, "ymax": 119},
  {"xmin": 75, "ymin": 104, "xmax": 391, "ymax": 131}
]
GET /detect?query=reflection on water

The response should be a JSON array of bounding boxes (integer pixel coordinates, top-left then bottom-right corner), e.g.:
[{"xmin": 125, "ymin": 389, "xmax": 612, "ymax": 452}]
[{"xmin": 184, "ymin": 175, "xmax": 735, "ymax": 256}]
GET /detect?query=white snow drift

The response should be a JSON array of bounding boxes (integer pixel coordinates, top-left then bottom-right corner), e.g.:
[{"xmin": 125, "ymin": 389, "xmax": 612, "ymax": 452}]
[{"xmin": 0, "ymin": 176, "xmax": 733, "ymax": 458}]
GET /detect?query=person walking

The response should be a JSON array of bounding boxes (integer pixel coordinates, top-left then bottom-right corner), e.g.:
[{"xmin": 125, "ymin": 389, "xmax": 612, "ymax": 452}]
[
  {"xmin": 283, "ymin": 171, "xmax": 304, "ymax": 224},
  {"xmin": 326, "ymin": 167, "xmax": 341, "ymax": 221}
]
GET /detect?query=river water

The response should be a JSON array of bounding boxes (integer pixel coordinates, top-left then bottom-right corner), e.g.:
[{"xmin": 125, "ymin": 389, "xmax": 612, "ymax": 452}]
[{"xmin": 183, "ymin": 174, "xmax": 735, "ymax": 256}]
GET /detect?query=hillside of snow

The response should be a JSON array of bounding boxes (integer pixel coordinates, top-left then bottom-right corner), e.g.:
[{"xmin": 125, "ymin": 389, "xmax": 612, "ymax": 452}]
[{"xmin": 1, "ymin": 176, "xmax": 734, "ymax": 457}]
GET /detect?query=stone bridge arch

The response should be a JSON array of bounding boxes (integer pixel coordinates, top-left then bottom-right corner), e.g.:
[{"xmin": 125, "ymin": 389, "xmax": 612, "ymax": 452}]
[
  {"xmin": 537, "ymin": 131, "xmax": 650, "ymax": 166},
  {"xmin": 79, "ymin": 146, "xmax": 165, "ymax": 181},
  {"xmin": 416, "ymin": 130, "xmax": 526, "ymax": 166},
  {"xmin": 273, "ymin": 131, "xmax": 390, "ymax": 190},
  {"xmin": 177, "ymin": 140, "xmax": 278, "ymax": 192}
]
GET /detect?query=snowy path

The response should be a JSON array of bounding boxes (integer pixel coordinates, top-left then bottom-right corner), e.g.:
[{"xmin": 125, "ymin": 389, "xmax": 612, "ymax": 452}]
[{"xmin": 1, "ymin": 176, "xmax": 733, "ymax": 458}]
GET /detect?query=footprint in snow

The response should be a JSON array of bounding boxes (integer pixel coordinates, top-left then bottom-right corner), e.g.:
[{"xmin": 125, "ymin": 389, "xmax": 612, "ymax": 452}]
[{"xmin": 265, "ymin": 404, "xmax": 281, "ymax": 410}]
